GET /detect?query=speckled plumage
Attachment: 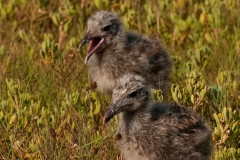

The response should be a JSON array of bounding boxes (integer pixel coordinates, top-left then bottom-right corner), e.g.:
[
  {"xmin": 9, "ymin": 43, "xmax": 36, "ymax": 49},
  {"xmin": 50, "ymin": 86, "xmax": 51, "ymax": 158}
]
[
  {"xmin": 79, "ymin": 11, "xmax": 172, "ymax": 95},
  {"xmin": 104, "ymin": 74, "xmax": 212, "ymax": 160}
]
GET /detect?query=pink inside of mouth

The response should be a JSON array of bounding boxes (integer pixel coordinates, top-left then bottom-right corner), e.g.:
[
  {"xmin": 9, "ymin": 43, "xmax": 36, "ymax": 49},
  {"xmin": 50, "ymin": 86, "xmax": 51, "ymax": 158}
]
[
  {"xmin": 87, "ymin": 37, "xmax": 103, "ymax": 55},
  {"xmin": 85, "ymin": 37, "xmax": 104, "ymax": 64}
]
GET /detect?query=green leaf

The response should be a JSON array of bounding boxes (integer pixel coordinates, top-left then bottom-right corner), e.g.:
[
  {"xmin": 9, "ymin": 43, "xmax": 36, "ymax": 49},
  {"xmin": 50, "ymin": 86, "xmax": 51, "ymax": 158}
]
[
  {"xmin": 41, "ymin": 41, "xmax": 47, "ymax": 53},
  {"xmin": 186, "ymin": 83, "xmax": 192, "ymax": 94},
  {"xmin": 9, "ymin": 114, "xmax": 17, "ymax": 124},
  {"xmin": 231, "ymin": 121, "xmax": 239, "ymax": 131},
  {"xmin": 0, "ymin": 111, "xmax": 3, "ymax": 119},
  {"xmin": 172, "ymin": 91, "xmax": 179, "ymax": 103},
  {"xmin": 232, "ymin": 80, "xmax": 237, "ymax": 91},
  {"xmin": 190, "ymin": 94, "xmax": 194, "ymax": 103},
  {"xmin": 51, "ymin": 13, "xmax": 60, "ymax": 26},
  {"xmin": 0, "ymin": 45, "xmax": 5, "ymax": 56},
  {"xmin": 94, "ymin": 101, "xmax": 101, "ymax": 115},
  {"xmin": 222, "ymin": 107, "xmax": 228, "ymax": 122},
  {"xmin": 204, "ymin": 33, "xmax": 213, "ymax": 44},
  {"xmin": 213, "ymin": 113, "xmax": 220, "ymax": 124},
  {"xmin": 91, "ymin": 91, "xmax": 97, "ymax": 100},
  {"xmin": 29, "ymin": 144, "xmax": 38, "ymax": 152},
  {"xmin": 94, "ymin": 0, "xmax": 101, "ymax": 8},
  {"xmin": 200, "ymin": 88, "xmax": 206, "ymax": 98}
]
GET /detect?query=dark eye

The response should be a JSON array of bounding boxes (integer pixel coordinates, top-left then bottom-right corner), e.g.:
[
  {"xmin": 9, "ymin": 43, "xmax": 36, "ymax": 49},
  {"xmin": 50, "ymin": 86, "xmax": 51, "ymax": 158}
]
[
  {"xmin": 129, "ymin": 91, "xmax": 137, "ymax": 98},
  {"xmin": 102, "ymin": 25, "xmax": 111, "ymax": 31}
]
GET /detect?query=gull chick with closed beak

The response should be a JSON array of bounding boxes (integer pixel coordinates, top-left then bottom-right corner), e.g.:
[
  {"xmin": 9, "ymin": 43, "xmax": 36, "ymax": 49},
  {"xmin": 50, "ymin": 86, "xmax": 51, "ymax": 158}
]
[{"xmin": 103, "ymin": 74, "xmax": 212, "ymax": 160}]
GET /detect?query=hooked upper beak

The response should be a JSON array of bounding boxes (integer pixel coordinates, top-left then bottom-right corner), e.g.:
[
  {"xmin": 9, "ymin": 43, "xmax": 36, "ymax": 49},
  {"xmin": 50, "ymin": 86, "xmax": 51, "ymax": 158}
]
[
  {"xmin": 103, "ymin": 99, "xmax": 132, "ymax": 124},
  {"xmin": 103, "ymin": 103, "xmax": 121, "ymax": 124},
  {"xmin": 79, "ymin": 33, "xmax": 90, "ymax": 49},
  {"xmin": 79, "ymin": 32, "xmax": 105, "ymax": 64}
]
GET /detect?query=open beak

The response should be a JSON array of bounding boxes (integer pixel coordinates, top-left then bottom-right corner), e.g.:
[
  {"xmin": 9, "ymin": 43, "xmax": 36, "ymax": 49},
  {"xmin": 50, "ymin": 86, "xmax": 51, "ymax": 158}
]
[
  {"xmin": 79, "ymin": 32, "xmax": 104, "ymax": 64},
  {"xmin": 103, "ymin": 99, "xmax": 132, "ymax": 124}
]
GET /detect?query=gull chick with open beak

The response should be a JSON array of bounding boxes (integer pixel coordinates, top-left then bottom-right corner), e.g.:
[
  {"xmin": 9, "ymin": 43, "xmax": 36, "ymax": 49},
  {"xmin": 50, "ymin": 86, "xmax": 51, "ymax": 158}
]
[{"xmin": 79, "ymin": 11, "xmax": 172, "ymax": 95}]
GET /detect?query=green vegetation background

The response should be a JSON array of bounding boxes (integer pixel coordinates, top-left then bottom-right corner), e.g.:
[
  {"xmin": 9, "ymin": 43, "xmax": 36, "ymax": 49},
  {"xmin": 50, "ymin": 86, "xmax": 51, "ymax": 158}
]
[{"xmin": 0, "ymin": 0, "xmax": 239, "ymax": 159}]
